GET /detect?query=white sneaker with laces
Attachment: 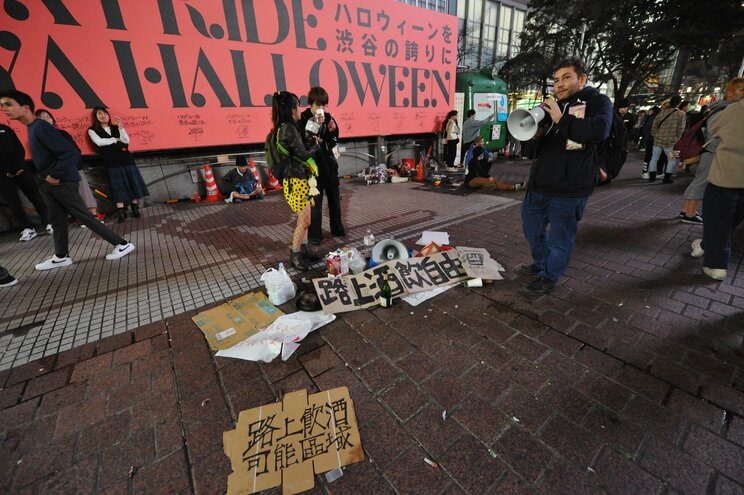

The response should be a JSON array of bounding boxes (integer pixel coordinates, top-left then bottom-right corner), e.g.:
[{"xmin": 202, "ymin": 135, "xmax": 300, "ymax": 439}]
[
  {"xmin": 45, "ymin": 224, "xmax": 54, "ymax": 234},
  {"xmin": 641, "ymin": 172, "xmax": 650, "ymax": 180},
  {"xmin": 691, "ymin": 239, "xmax": 704, "ymax": 258},
  {"xmin": 19, "ymin": 228, "xmax": 37, "ymax": 242},
  {"xmin": 702, "ymin": 267, "xmax": 726, "ymax": 281},
  {"xmin": 106, "ymin": 242, "xmax": 135, "ymax": 260},
  {"xmin": 35, "ymin": 255, "xmax": 73, "ymax": 271},
  {"xmin": 224, "ymin": 192, "xmax": 234, "ymax": 203}
]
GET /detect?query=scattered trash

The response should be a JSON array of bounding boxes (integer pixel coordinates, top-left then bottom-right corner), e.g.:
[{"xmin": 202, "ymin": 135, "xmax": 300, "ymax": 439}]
[
  {"xmin": 618, "ymin": 303, "xmax": 623, "ymax": 307},
  {"xmin": 442, "ymin": 410, "xmax": 447, "ymax": 421},
  {"xmin": 324, "ymin": 467, "xmax": 344, "ymax": 483},
  {"xmin": 423, "ymin": 458, "xmax": 439, "ymax": 468},
  {"xmin": 488, "ymin": 449, "xmax": 497, "ymax": 458},
  {"xmin": 511, "ymin": 416, "xmax": 520, "ymax": 422},
  {"xmin": 128, "ymin": 466, "xmax": 137, "ymax": 478},
  {"xmin": 587, "ymin": 467, "xmax": 595, "ymax": 473},
  {"xmin": 201, "ymin": 398, "xmax": 211, "ymax": 407}
]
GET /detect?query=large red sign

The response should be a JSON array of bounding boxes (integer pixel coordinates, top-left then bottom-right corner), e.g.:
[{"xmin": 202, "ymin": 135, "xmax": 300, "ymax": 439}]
[{"xmin": 1, "ymin": 0, "xmax": 457, "ymax": 154}]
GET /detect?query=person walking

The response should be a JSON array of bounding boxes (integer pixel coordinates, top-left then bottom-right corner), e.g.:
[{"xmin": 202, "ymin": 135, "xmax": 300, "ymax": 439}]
[
  {"xmin": 300, "ymin": 87, "xmax": 345, "ymax": 245},
  {"xmin": 518, "ymin": 57, "xmax": 612, "ymax": 297},
  {"xmin": 35, "ymin": 109, "xmax": 102, "ymax": 222},
  {"xmin": 0, "ymin": 122, "xmax": 52, "ymax": 241},
  {"xmin": 87, "ymin": 107, "xmax": 149, "ymax": 223},
  {"xmin": 679, "ymin": 77, "xmax": 744, "ymax": 224},
  {"xmin": 0, "ymin": 90, "xmax": 135, "ymax": 271},
  {"xmin": 648, "ymin": 94, "xmax": 686, "ymax": 183},
  {"xmin": 691, "ymin": 95, "xmax": 744, "ymax": 281}
]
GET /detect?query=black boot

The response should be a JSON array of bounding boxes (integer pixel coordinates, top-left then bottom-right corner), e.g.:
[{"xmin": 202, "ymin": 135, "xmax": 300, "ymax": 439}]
[
  {"xmin": 661, "ymin": 173, "xmax": 674, "ymax": 184},
  {"xmin": 647, "ymin": 171, "xmax": 657, "ymax": 183},
  {"xmin": 301, "ymin": 243, "xmax": 322, "ymax": 262},
  {"xmin": 290, "ymin": 249, "xmax": 308, "ymax": 271},
  {"xmin": 116, "ymin": 208, "xmax": 127, "ymax": 223},
  {"xmin": 130, "ymin": 203, "xmax": 141, "ymax": 218}
]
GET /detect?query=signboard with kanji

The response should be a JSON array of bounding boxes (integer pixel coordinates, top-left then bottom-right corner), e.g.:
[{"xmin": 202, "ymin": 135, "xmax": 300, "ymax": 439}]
[
  {"xmin": 2, "ymin": 0, "xmax": 457, "ymax": 154},
  {"xmin": 223, "ymin": 387, "xmax": 363, "ymax": 495}
]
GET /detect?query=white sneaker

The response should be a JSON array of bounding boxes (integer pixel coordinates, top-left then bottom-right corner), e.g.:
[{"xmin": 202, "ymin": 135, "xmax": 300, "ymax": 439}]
[
  {"xmin": 106, "ymin": 242, "xmax": 135, "ymax": 260},
  {"xmin": 702, "ymin": 267, "xmax": 726, "ymax": 281},
  {"xmin": 224, "ymin": 192, "xmax": 234, "ymax": 203},
  {"xmin": 641, "ymin": 172, "xmax": 650, "ymax": 180},
  {"xmin": 691, "ymin": 239, "xmax": 704, "ymax": 258},
  {"xmin": 19, "ymin": 228, "xmax": 37, "ymax": 242},
  {"xmin": 35, "ymin": 255, "xmax": 73, "ymax": 271},
  {"xmin": 45, "ymin": 224, "xmax": 54, "ymax": 235}
]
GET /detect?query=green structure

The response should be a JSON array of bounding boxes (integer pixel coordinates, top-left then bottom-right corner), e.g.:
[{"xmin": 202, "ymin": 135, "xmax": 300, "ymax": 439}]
[{"xmin": 455, "ymin": 68, "xmax": 509, "ymax": 151}]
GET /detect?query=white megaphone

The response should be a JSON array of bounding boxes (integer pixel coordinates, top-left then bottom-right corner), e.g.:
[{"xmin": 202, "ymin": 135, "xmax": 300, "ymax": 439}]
[
  {"xmin": 371, "ymin": 239, "xmax": 410, "ymax": 264},
  {"xmin": 507, "ymin": 106, "xmax": 547, "ymax": 141}
]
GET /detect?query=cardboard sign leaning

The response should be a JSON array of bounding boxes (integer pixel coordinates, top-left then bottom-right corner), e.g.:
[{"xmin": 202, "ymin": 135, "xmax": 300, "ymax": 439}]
[{"xmin": 223, "ymin": 387, "xmax": 364, "ymax": 495}]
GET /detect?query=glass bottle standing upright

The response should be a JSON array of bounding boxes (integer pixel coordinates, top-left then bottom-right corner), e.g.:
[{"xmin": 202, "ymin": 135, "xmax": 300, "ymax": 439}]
[{"xmin": 379, "ymin": 273, "xmax": 393, "ymax": 308}]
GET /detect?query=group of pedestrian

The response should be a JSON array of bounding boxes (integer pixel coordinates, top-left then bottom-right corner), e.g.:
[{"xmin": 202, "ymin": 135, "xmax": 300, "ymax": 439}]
[{"xmin": 0, "ymin": 90, "xmax": 137, "ymax": 280}]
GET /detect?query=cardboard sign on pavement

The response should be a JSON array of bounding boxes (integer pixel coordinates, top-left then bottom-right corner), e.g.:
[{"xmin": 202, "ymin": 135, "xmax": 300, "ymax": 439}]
[
  {"xmin": 312, "ymin": 250, "xmax": 469, "ymax": 313},
  {"xmin": 223, "ymin": 386, "xmax": 364, "ymax": 495},
  {"xmin": 191, "ymin": 292, "xmax": 283, "ymax": 350},
  {"xmin": 456, "ymin": 246, "xmax": 505, "ymax": 280}
]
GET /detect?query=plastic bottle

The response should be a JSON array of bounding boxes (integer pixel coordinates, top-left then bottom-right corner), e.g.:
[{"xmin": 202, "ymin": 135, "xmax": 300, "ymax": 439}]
[
  {"xmin": 379, "ymin": 274, "xmax": 393, "ymax": 308},
  {"xmin": 363, "ymin": 228, "xmax": 375, "ymax": 248}
]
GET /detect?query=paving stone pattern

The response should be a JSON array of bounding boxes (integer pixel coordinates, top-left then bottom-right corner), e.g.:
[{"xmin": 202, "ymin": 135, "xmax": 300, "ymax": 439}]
[{"xmin": 1, "ymin": 155, "xmax": 743, "ymax": 494}]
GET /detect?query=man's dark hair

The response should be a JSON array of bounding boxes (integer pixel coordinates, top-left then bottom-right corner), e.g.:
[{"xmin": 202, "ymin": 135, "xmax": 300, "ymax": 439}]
[
  {"xmin": 307, "ymin": 87, "xmax": 329, "ymax": 106},
  {"xmin": 0, "ymin": 89, "xmax": 35, "ymax": 112},
  {"xmin": 554, "ymin": 57, "xmax": 587, "ymax": 77},
  {"xmin": 669, "ymin": 95, "xmax": 682, "ymax": 108},
  {"xmin": 467, "ymin": 109, "xmax": 476, "ymax": 117}
]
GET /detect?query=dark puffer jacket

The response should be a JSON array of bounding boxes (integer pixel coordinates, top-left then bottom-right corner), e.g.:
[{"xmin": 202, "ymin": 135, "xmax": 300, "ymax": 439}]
[{"xmin": 529, "ymin": 86, "xmax": 612, "ymax": 197}]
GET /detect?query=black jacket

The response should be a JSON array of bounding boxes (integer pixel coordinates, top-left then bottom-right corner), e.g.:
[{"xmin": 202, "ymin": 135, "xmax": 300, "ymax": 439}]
[
  {"xmin": 529, "ymin": 86, "xmax": 612, "ymax": 197},
  {"xmin": 0, "ymin": 124, "xmax": 27, "ymax": 176},
  {"xmin": 299, "ymin": 108, "xmax": 340, "ymax": 187}
]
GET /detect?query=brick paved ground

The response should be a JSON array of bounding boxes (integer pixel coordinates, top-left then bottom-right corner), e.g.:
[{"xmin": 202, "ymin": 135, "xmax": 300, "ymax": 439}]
[{"xmin": 1, "ymin": 153, "xmax": 743, "ymax": 494}]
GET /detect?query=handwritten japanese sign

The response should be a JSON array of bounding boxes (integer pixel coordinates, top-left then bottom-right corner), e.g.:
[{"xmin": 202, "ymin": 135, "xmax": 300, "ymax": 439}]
[
  {"xmin": 223, "ymin": 387, "xmax": 363, "ymax": 495},
  {"xmin": 2, "ymin": 0, "xmax": 457, "ymax": 154},
  {"xmin": 456, "ymin": 246, "xmax": 505, "ymax": 280},
  {"xmin": 313, "ymin": 250, "xmax": 469, "ymax": 314}
]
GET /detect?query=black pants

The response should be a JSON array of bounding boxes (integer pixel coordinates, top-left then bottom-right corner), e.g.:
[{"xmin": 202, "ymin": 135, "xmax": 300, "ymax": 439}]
[
  {"xmin": 0, "ymin": 171, "xmax": 49, "ymax": 228},
  {"xmin": 41, "ymin": 182, "xmax": 124, "ymax": 258},
  {"xmin": 445, "ymin": 139, "xmax": 459, "ymax": 167},
  {"xmin": 460, "ymin": 140, "xmax": 473, "ymax": 165},
  {"xmin": 308, "ymin": 182, "xmax": 344, "ymax": 242}
]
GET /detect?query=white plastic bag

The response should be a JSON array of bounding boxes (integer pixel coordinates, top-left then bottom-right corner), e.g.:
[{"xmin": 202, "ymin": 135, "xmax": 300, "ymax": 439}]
[
  {"xmin": 347, "ymin": 248, "xmax": 367, "ymax": 274},
  {"xmin": 260, "ymin": 263, "xmax": 296, "ymax": 306}
]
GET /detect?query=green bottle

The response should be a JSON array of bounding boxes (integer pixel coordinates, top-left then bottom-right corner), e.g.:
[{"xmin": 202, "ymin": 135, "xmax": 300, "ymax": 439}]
[{"xmin": 379, "ymin": 274, "xmax": 393, "ymax": 308}]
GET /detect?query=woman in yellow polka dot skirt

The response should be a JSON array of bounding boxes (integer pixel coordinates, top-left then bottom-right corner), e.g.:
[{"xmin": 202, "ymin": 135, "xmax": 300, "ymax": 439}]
[{"xmin": 271, "ymin": 91, "xmax": 322, "ymax": 271}]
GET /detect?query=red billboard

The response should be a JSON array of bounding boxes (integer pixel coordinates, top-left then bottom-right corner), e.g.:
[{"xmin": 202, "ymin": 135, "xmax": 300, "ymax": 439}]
[{"xmin": 1, "ymin": 0, "xmax": 457, "ymax": 154}]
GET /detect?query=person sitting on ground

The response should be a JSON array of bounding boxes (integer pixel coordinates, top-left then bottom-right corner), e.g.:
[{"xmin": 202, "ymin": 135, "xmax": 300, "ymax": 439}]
[
  {"xmin": 222, "ymin": 156, "xmax": 264, "ymax": 203},
  {"xmin": 465, "ymin": 137, "xmax": 525, "ymax": 191}
]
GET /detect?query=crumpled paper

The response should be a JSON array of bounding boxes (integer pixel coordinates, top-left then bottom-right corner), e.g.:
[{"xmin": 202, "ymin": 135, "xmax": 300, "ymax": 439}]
[{"xmin": 216, "ymin": 311, "xmax": 336, "ymax": 362}]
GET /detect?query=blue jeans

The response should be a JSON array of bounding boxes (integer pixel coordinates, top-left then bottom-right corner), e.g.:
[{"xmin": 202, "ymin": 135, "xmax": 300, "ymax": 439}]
[
  {"xmin": 648, "ymin": 145, "xmax": 676, "ymax": 174},
  {"xmin": 702, "ymin": 184, "xmax": 744, "ymax": 269},
  {"xmin": 521, "ymin": 191, "xmax": 588, "ymax": 283}
]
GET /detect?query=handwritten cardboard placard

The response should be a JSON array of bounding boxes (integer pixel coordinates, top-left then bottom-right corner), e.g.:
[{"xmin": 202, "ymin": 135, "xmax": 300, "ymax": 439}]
[
  {"xmin": 456, "ymin": 246, "xmax": 505, "ymax": 281},
  {"xmin": 223, "ymin": 387, "xmax": 363, "ymax": 495},
  {"xmin": 313, "ymin": 250, "xmax": 468, "ymax": 313}
]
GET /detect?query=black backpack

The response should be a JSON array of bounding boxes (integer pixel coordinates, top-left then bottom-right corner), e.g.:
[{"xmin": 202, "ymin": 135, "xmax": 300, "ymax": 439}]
[{"xmin": 597, "ymin": 111, "xmax": 628, "ymax": 185}]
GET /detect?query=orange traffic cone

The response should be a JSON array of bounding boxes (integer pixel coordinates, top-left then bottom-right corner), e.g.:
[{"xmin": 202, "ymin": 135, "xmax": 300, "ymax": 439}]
[
  {"xmin": 266, "ymin": 168, "xmax": 282, "ymax": 190},
  {"xmin": 203, "ymin": 164, "xmax": 223, "ymax": 202},
  {"xmin": 414, "ymin": 156, "xmax": 426, "ymax": 182},
  {"xmin": 247, "ymin": 158, "xmax": 264, "ymax": 189}
]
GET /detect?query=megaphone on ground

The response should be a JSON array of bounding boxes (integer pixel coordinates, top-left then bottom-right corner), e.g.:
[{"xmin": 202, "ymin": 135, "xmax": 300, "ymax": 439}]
[
  {"xmin": 371, "ymin": 239, "xmax": 410, "ymax": 264},
  {"xmin": 507, "ymin": 106, "xmax": 547, "ymax": 141}
]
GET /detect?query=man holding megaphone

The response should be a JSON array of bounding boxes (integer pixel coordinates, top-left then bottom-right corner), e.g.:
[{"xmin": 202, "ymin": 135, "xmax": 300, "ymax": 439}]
[{"xmin": 515, "ymin": 57, "xmax": 612, "ymax": 297}]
